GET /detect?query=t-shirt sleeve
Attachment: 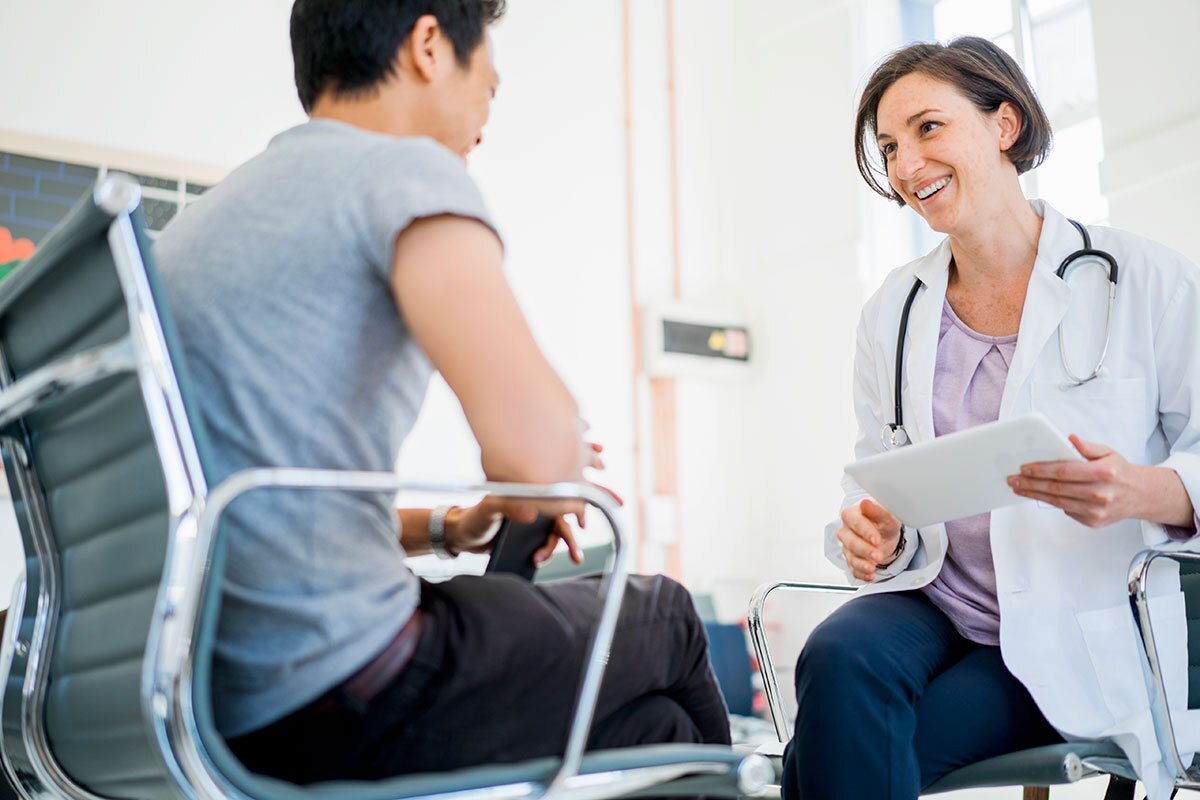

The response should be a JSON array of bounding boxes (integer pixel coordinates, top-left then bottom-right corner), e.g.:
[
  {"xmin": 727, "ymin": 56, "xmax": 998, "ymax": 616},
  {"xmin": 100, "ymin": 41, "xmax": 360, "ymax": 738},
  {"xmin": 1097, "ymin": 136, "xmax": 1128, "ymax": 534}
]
[{"xmin": 354, "ymin": 137, "xmax": 502, "ymax": 283}]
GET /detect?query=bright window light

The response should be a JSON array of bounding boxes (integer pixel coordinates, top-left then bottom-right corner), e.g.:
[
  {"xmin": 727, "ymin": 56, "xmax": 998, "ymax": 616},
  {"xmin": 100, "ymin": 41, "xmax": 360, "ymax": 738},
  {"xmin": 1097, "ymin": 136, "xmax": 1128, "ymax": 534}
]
[
  {"xmin": 926, "ymin": 0, "xmax": 1107, "ymax": 223},
  {"xmin": 933, "ymin": 0, "xmax": 1013, "ymax": 40},
  {"xmin": 1027, "ymin": 0, "xmax": 1081, "ymax": 20},
  {"xmin": 1030, "ymin": 2, "xmax": 1099, "ymax": 125},
  {"xmin": 1033, "ymin": 117, "xmax": 1109, "ymax": 224}
]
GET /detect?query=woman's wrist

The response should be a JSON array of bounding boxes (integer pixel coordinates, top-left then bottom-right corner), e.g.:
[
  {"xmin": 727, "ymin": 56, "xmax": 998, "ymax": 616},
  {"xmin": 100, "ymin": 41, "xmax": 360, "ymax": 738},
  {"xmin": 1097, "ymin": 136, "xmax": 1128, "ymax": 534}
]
[
  {"xmin": 877, "ymin": 526, "xmax": 906, "ymax": 568},
  {"xmin": 1133, "ymin": 465, "xmax": 1195, "ymax": 528}
]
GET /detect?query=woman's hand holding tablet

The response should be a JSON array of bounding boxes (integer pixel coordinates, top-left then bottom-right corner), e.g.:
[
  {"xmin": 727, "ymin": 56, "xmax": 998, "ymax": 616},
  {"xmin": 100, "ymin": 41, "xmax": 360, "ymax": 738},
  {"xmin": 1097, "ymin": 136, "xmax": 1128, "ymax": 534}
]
[{"xmin": 845, "ymin": 413, "xmax": 1082, "ymax": 528}]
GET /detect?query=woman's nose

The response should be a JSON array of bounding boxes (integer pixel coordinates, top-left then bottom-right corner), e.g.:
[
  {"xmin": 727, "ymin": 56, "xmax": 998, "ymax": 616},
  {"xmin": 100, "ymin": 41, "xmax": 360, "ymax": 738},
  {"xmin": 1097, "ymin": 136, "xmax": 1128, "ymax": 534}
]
[{"xmin": 892, "ymin": 143, "xmax": 924, "ymax": 181}]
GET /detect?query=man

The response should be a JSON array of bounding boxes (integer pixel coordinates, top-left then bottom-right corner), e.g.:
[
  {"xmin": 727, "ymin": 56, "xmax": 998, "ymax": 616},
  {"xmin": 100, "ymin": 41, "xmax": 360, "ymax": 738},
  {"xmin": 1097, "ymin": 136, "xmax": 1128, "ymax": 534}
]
[{"xmin": 155, "ymin": 0, "xmax": 730, "ymax": 783}]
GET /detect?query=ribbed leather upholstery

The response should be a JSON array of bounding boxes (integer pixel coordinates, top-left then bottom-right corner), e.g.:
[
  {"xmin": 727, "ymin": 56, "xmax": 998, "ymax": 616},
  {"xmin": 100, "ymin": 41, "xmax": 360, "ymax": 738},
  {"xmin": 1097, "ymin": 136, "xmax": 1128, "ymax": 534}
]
[
  {"xmin": 0, "ymin": 192, "xmax": 185, "ymax": 799},
  {"xmin": 1180, "ymin": 561, "xmax": 1200, "ymax": 708}
]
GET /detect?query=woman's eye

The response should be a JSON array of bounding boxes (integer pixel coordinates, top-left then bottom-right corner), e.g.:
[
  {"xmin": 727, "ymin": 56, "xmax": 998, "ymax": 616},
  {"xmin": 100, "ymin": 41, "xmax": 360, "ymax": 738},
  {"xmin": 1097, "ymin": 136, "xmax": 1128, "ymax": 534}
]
[
  {"xmin": 920, "ymin": 120, "xmax": 942, "ymax": 135},
  {"xmin": 881, "ymin": 142, "xmax": 897, "ymax": 158}
]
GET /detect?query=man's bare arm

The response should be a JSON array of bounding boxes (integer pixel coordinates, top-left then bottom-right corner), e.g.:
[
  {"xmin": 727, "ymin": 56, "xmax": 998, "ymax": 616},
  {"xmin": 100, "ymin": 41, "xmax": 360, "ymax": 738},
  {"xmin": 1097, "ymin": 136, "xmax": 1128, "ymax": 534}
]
[{"xmin": 391, "ymin": 215, "xmax": 585, "ymax": 483}]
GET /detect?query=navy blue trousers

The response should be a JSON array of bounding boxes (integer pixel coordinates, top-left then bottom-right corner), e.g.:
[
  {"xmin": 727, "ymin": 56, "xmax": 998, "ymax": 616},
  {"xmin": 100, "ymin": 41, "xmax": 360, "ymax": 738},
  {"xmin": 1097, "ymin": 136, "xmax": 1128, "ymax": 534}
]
[{"xmin": 782, "ymin": 591, "xmax": 1061, "ymax": 799}]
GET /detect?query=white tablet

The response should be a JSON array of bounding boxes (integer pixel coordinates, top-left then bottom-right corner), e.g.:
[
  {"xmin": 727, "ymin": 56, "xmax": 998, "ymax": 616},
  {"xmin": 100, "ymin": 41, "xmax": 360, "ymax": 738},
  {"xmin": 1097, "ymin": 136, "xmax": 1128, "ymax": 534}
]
[{"xmin": 844, "ymin": 413, "xmax": 1083, "ymax": 528}]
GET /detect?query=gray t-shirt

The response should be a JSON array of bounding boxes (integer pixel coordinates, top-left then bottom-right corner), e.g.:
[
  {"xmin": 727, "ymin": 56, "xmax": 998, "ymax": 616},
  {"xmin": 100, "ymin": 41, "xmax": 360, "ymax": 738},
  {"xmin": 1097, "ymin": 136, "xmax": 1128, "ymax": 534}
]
[{"xmin": 155, "ymin": 119, "xmax": 497, "ymax": 737}]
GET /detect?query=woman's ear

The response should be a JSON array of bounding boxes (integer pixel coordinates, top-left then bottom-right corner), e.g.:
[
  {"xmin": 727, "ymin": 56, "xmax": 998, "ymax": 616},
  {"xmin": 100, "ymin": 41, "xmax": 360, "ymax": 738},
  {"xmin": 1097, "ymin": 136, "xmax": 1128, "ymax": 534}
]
[{"xmin": 997, "ymin": 101, "xmax": 1024, "ymax": 152}]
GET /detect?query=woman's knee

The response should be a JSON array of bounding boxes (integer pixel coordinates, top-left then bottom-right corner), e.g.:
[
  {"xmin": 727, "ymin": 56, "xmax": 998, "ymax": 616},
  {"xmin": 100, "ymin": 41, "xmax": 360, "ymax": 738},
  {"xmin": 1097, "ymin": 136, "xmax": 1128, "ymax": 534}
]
[{"xmin": 795, "ymin": 625, "xmax": 873, "ymax": 700}]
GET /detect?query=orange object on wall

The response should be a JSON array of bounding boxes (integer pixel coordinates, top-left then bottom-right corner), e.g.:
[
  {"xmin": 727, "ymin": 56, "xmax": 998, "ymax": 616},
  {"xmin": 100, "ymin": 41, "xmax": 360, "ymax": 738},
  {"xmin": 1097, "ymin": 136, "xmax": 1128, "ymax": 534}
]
[{"xmin": 0, "ymin": 227, "xmax": 34, "ymax": 263}]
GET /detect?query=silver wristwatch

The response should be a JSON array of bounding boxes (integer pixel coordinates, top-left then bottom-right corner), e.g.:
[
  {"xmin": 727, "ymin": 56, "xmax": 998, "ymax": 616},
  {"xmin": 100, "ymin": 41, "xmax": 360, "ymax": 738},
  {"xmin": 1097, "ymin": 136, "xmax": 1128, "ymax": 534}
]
[{"xmin": 428, "ymin": 505, "xmax": 457, "ymax": 560}]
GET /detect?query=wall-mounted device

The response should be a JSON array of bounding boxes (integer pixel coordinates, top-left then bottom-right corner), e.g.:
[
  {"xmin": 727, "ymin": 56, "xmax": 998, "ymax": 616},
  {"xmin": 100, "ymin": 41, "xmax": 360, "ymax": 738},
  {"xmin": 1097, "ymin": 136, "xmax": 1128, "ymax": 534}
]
[{"xmin": 642, "ymin": 301, "xmax": 753, "ymax": 380}]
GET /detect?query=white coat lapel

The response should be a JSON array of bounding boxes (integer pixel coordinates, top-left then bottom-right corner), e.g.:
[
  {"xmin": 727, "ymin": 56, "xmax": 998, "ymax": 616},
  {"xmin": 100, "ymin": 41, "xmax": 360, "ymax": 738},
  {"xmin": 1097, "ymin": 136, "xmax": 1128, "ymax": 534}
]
[
  {"xmin": 905, "ymin": 241, "xmax": 952, "ymax": 444},
  {"xmin": 999, "ymin": 203, "xmax": 1074, "ymax": 417}
]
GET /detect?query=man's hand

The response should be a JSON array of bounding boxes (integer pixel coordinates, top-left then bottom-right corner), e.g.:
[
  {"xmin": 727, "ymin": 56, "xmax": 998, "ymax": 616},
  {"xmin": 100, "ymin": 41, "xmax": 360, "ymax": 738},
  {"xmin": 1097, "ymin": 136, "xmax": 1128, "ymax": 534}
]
[
  {"xmin": 1008, "ymin": 434, "xmax": 1194, "ymax": 528},
  {"xmin": 445, "ymin": 440, "xmax": 623, "ymax": 565},
  {"xmin": 836, "ymin": 499, "xmax": 903, "ymax": 582},
  {"xmin": 446, "ymin": 495, "xmax": 585, "ymax": 564}
]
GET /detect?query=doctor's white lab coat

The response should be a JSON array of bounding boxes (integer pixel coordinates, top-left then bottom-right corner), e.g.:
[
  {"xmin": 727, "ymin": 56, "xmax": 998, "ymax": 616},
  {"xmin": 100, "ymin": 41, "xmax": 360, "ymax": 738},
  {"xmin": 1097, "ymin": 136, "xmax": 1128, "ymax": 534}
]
[{"xmin": 826, "ymin": 200, "xmax": 1200, "ymax": 798}]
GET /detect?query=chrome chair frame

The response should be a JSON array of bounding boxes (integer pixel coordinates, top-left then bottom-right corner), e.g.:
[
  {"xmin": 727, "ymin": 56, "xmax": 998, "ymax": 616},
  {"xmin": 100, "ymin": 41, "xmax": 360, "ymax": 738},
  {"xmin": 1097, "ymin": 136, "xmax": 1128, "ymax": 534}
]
[
  {"xmin": 0, "ymin": 174, "xmax": 771, "ymax": 800},
  {"xmin": 746, "ymin": 580, "xmax": 1133, "ymax": 796},
  {"xmin": 1128, "ymin": 548, "xmax": 1200, "ymax": 789}
]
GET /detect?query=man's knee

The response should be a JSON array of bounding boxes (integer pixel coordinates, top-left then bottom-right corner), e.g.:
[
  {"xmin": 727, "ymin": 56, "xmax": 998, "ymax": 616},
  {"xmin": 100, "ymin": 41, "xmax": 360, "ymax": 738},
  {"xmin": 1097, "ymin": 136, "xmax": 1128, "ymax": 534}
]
[
  {"xmin": 659, "ymin": 574, "xmax": 702, "ymax": 617},
  {"xmin": 589, "ymin": 694, "xmax": 702, "ymax": 749}
]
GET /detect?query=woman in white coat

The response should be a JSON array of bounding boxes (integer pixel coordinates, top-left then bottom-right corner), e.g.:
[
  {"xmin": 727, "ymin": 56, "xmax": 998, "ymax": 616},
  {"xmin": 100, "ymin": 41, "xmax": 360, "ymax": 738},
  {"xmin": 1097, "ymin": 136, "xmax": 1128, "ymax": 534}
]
[{"xmin": 782, "ymin": 37, "xmax": 1200, "ymax": 800}]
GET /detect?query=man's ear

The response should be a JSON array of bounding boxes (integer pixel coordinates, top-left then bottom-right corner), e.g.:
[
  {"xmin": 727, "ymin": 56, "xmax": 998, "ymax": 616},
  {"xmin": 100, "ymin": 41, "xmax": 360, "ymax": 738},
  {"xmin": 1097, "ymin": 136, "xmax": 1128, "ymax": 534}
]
[
  {"xmin": 997, "ymin": 101, "xmax": 1023, "ymax": 152},
  {"xmin": 403, "ymin": 14, "xmax": 443, "ymax": 82}
]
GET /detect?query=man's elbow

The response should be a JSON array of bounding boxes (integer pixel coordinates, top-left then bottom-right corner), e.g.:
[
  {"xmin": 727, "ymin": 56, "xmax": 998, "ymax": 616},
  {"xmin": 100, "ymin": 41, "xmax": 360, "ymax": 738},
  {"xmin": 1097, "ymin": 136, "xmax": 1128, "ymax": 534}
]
[{"xmin": 482, "ymin": 411, "xmax": 584, "ymax": 484}]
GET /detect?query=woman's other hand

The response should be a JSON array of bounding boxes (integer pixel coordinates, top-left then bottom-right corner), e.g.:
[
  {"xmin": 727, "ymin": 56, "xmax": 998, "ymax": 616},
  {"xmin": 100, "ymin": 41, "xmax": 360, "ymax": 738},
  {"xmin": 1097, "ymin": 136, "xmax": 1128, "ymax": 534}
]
[
  {"xmin": 1008, "ymin": 434, "xmax": 1194, "ymax": 528},
  {"xmin": 837, "ymin": 499, "xmax": 903, "ymax": 582}
]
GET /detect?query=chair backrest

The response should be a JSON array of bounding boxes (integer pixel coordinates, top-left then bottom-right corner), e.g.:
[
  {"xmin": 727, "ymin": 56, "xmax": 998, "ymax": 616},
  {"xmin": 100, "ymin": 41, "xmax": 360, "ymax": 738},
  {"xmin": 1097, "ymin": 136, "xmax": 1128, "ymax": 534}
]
[
  {"xmin": 1179, "ymin": 561, "xmax": 1200, "ymax": 709},
  {"xmin": 0, "ymin": 175, "xmax": 211, "ymax": 800}
]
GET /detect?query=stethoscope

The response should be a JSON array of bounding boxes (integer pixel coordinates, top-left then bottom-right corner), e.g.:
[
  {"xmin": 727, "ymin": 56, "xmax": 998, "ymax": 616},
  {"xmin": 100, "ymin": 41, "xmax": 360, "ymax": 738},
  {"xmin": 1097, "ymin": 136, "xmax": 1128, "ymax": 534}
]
[{"xmin": 882, "ymin": 219, "xmax": 1119, "ymax": 450}]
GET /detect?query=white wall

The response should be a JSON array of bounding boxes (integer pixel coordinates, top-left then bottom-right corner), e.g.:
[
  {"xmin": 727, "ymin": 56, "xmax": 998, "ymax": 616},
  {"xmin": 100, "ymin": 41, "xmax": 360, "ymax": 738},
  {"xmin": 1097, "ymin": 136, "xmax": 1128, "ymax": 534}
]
[
  {"xmin": 668, "ymin": 0, "xmax": 875, "ymax": 615},
  {"xmin": 1092, "ymin": 0, "xmax": 1200, "ymax": 263},
  {"xmin": 0, "ymin": 0, "xmax": 302, "ymax": 169}
]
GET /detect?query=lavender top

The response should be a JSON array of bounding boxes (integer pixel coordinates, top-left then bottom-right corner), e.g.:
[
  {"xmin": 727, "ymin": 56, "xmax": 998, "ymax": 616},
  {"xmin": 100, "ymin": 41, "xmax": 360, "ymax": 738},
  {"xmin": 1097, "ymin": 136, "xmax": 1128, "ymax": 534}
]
[{"xmin": 922, "ymin": 301, "xmax": 1016, "ymax": 645}]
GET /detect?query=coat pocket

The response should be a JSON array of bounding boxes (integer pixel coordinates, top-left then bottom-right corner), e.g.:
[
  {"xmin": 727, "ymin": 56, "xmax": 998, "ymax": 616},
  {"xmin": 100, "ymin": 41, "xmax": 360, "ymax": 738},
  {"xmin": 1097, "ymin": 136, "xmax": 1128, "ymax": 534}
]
[
  {"xmin": 1076, "ymin": 591, "xmax": 1187, "ymax": 727},
  {"xmin": 1032, "ymin": 377, "xmax": 1149, "ymax": 460}
]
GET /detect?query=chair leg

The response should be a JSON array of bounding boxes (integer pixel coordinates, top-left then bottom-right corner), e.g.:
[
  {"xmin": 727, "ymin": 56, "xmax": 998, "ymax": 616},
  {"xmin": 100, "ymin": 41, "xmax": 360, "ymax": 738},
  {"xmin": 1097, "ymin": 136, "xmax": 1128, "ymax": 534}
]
[
  {"xmin": 1022, "ymin": 788, "xmax": 1049, "ymax": 800},
  {"xmin": 1102, "ymin": 775, "xmax": 1136, "ymax": 800}
]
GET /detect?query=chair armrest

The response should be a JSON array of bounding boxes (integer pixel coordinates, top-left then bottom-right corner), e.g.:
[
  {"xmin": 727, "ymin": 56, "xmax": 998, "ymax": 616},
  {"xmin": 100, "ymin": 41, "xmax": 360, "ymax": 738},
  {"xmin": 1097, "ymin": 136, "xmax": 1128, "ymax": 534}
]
[
  {"xmin": 747, "ymin": 581, "xmax": 856, "ymax": 742},
  {"xmin": 173, "ymin": 469, "xmax": 626, "ymax": 798},
  {"xmin": 1127, "ymin": 548, "xmax": 1200, "ymax": 784}
]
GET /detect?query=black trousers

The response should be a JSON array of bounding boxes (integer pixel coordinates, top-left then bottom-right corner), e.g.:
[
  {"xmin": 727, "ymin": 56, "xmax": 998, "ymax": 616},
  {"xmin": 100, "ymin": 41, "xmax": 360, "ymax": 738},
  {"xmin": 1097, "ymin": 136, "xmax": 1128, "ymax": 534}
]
[
  {"xmin": 782, "ymin": 591, "xmax": 1062, "ymax": 800},
  {"xmin": 230, "ymin": 573, "xmax": 731, "ymax": 783}
]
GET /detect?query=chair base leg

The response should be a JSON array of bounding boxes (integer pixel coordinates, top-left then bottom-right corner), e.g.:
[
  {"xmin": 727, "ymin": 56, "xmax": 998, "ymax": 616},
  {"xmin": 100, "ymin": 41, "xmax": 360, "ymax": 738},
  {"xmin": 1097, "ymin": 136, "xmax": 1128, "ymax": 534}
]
[
  {"xmin": 1022, "ymin": 788, "xmax": 1049, "ymax": 800},
  {"xmin": 1103, "ymin": 775, "xmax": 1136, "ymax": 800}
]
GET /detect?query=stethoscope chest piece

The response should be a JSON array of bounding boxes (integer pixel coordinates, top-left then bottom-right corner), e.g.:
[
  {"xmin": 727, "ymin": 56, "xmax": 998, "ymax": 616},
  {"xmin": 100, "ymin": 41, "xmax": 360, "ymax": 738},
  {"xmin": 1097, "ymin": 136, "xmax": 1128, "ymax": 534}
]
[{"xmin": 882, "ymin": 423, "xmax": 910, "ymax": 450}]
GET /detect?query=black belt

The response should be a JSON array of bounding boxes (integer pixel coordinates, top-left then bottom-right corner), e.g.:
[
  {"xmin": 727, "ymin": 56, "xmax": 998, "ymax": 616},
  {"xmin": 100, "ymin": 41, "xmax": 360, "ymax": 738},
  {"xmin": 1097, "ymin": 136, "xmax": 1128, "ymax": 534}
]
[{"xmin": 310, "ymin": 609, "xmax": 425, "ymax": 714}]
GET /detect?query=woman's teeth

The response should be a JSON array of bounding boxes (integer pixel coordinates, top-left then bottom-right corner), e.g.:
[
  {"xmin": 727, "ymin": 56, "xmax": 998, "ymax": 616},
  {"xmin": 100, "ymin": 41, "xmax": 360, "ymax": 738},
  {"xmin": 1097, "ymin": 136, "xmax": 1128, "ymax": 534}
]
[{"xmin": 916, "ymin": 176, "xmax": 951, "ymax": 200}]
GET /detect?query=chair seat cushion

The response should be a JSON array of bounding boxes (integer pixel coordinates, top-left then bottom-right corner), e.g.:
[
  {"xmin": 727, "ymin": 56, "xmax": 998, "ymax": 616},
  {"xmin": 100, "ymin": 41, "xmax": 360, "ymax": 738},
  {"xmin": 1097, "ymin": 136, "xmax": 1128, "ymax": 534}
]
[
  {"xmin": 219, "ymin": 743, "xmax": 753, "ymax": 800},
  {"xmin": 924, "ymin": 741, "xmax": 1130, "ymax": 793}
]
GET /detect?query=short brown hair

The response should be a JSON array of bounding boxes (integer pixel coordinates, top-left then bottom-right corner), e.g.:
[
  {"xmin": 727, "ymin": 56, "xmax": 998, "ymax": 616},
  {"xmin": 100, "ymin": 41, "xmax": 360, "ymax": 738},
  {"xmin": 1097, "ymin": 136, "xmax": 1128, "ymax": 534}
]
[{"xmin": 853, "ymin": 36, "xmax": 1053, "ymax": 206}]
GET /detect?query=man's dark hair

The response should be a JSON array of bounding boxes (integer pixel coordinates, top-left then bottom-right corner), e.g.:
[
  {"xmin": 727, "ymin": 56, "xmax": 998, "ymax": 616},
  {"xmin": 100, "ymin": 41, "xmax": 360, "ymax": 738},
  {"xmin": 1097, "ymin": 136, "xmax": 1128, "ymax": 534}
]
[
  {"xmin": 290, "ymin": 0, "xmax": 507, "ymax": 114},
  {"xmin": 854, "ymin": 36, "xmax": 1053, "ymax": 207}
]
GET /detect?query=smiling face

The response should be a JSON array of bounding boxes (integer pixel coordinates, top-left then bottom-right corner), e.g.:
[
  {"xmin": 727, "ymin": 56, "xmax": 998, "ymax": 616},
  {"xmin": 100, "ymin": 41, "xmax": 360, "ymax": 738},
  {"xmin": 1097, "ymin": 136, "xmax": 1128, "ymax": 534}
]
[{"xmin": 875, "ymin": 72, "xmax": 1023, "ymax": 237}]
